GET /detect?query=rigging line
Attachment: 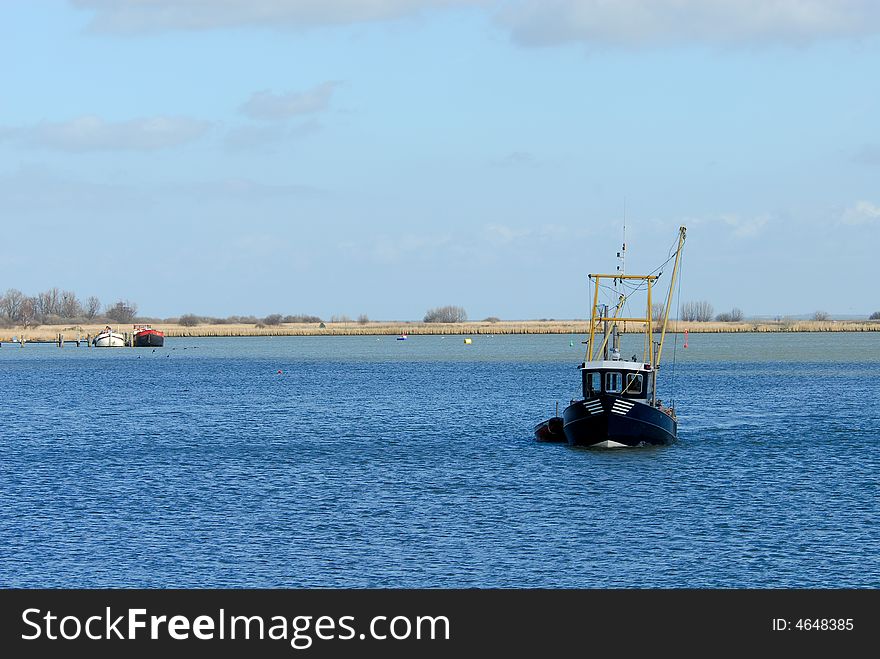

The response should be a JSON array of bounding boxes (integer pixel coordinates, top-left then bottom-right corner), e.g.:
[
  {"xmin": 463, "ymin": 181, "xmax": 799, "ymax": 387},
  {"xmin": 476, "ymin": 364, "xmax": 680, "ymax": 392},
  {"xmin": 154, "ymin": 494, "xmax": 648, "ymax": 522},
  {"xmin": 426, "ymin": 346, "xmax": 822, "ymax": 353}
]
[
  {"xmin": 645, "ymin": 243, "xmax": 679, "ymax": 278},
  {"xmin": 598, "ymin": 277, "xmax": 649, "ymax": 298},
  {"xmin": 596, "ymin": 282, "xmax": 642, "ymax": 313},
  {"xmin": 631, "ymin": 234, "xmax": 681, "ymax": 283},
  {"xmin": 595, "ymin": 239, "xmax": 677, "ymax": 300}
]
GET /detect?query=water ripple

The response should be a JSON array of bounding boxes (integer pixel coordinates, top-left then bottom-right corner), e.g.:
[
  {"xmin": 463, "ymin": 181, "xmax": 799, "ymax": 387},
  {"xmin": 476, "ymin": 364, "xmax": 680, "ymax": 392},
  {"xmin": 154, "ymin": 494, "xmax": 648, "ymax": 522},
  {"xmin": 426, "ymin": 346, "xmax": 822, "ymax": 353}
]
[{"xmin": 0, "ymin": 334, "xmax": 877, "ymax": 587}]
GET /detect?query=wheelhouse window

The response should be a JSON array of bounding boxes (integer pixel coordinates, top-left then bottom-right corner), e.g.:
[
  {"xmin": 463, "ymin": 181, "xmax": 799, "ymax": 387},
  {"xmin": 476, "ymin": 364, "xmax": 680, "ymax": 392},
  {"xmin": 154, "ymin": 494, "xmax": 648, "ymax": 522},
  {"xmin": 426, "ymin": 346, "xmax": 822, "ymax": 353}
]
[
  {"xmin": 624, "ymin": 373, "xmax": 644, "ymax": 396},
  {"xmin": 605, "ymin": 372, "xmax": 623, "ymax": 393},
  {"xmin": 585, "ymin": 371, "xmax": 601, "ymax": 396}
]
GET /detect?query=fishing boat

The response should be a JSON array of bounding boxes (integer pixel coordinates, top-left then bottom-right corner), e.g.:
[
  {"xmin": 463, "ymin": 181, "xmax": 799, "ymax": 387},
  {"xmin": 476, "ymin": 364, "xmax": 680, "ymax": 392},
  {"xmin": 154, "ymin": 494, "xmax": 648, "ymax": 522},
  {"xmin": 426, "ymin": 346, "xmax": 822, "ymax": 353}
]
[
  {"xmin": 133, "ymin": 324, "xmax": 164, "ymax": 347},
  {"xmin": 92, "ymin": 325, "xmax": 125, "ymax": 347},
  {"xmin": 397, "ymin": 333, "xmax": 407, "ymax": 340},
  {"xmin": 536, "ymin": 226, "xmax": 687, "ymax": 447}
]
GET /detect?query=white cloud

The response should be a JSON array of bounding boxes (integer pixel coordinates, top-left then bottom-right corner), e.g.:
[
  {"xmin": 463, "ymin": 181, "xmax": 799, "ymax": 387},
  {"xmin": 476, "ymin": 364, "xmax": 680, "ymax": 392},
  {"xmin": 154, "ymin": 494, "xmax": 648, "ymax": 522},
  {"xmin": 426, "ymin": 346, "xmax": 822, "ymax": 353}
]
[
  {"xmin": 340, "ymin": 232, "xmax": 454, "ymax": 265},
  {"xmin": 0, "ymin": 164, "xmax": 150, "ymax": 213},
  {"xmin": 497, "ymin": 0, "xmax": 880, "ymax": 48},
  {"xmin": 340, "ymin": 222, "xmax": 578, "ymax": 267},
  {"xmin": 720, "ymin": 213, "xmax": 770, "ymax": 238},
  {"xmin": 224, "ymin": 120, "xmax": 321, "ymax": 152},
  {"xmin": 841, "ymin": 200, "xmax": 880, "ymax": 225},
  {"xmin": 240, "ymin": 83, "xmax": 339, "ymax": 121},
  {"xmin": 0, "ymin": 166, "xmax": 324, "ymax": 219},
  {"xmin": 484, "ymin": 223, "xmax": 531, "ymax": 244},
  {"xmin": 70, "ymin": 0, "xmax": 880, "ymax": 48},
  {"xmin": 484, "ymin": 223, "xmax": 568, "ymax": 245},
  {"xmin": 167, "ymin": 177, "xmax": 326, "ymax": 202},
  {"xmin": 72, "ymin": 0, "xmax": 483, "ymax": 33},
  {"xmin": 2, "ymin": 115, "xmax": 210, "ymax": 152}
]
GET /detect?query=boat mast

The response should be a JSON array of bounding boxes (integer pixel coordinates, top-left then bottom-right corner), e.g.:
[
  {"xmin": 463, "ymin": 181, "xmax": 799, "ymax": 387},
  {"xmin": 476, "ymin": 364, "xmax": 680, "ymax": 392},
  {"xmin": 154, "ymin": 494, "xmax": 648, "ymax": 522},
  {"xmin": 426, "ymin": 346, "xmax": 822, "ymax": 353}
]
[
  {"xmin": 646, "ymin": 277, "xmax": 653, "ymax": 364},
  {"xmin": 587, "ymin": 276, "xmax": 600, "ymax": 360},
  {"xmin": 654, "ymin": 226, "xmax": 687, "ymax": 371}
]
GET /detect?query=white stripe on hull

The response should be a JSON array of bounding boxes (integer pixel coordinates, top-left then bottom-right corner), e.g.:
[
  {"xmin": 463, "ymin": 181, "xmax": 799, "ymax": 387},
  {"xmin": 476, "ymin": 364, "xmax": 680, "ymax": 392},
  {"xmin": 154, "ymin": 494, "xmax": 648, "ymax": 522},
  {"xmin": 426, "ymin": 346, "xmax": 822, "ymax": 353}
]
[
  {"xmin": 611, "ymin": 400, "xmax": 635, "ymax": 415},
  {"xmin": 583, "ymin": 401, "xmax": 603, "ymax": 415}
]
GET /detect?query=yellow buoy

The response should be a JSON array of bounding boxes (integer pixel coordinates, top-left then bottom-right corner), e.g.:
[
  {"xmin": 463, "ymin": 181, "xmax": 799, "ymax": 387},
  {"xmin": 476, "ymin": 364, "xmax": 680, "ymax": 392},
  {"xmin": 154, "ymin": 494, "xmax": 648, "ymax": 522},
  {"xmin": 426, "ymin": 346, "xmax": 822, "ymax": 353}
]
[{"xmin": 463, "ymin": 338, "xmax": 472, "ymax": 344}]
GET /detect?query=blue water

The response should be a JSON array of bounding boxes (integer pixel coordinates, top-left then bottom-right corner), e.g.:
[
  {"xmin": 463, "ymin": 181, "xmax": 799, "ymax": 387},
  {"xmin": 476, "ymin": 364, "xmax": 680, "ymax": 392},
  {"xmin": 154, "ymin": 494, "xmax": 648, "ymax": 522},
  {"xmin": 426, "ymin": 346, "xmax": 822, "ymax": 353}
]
[{"xmin": 0, "ymin": 333, "xmax": 877, "ymax": 588}]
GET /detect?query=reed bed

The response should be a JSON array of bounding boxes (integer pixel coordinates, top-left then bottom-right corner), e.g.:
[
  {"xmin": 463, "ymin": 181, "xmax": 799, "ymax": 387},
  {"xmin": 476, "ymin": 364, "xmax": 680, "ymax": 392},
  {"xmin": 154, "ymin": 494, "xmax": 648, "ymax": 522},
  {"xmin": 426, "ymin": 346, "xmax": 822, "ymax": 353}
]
[{"xmin": 3, "ymin": 319, "xmax": 879, "ymax": 343}]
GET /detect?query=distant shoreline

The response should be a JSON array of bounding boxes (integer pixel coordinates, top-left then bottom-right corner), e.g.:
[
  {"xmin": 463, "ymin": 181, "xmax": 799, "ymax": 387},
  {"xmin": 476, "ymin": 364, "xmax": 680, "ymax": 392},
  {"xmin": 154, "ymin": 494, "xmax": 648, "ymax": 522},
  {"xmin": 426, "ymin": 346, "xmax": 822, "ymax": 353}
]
[{"xmin": 3, "ymin": 319, "xmax": 879, "ymax": 343}]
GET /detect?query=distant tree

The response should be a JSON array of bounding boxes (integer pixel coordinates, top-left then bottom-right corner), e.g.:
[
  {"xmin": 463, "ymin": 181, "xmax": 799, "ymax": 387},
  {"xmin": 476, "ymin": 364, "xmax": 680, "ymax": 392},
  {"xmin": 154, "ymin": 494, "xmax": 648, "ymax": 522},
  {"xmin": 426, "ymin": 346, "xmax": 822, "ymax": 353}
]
[
  {"xmin": 36, "ymin": 287, "xmax": 61, "ymax": 319},
  {"xmin": 870, "ymin": 311, "xmax": 880, "ymax": 320},
  {"xmin": 179, "ymin": 314, "xmax": 201, "ymax": 327},
  {"xmin": 424, "ymin": 305, "xmax": 468, "ymax": 323},
  {"xmin": 85, "ymin": 296, "xmax": 101, "ymax": 320},
  {"xmin": 19, "ymin": 296, "xmax": 38, "ymax": 328},
  {"xmin": 263, "ymin": 314, "xmax": 283, "ymax": 326},
  {"xmin": 812, "ymin": 311, "xmax": 831, "ymax": 321},
  {"xmin": 651, "ymin": 303, "xmax": 665, "ymax": 323},
  {"xmin": 483, "ymin": 316, "xmax": 501, "ymax": 323},
  {"xmin": 330, "ymin": 314, "xmax": 352, "ymax": 323},
  {"xmin": 357, "ymin": 314, "xmax": 370, "ymax": 325},
  {"xmin": 1, "ymin": 288, "xmax": 25, "ymax": 323},
  {"xmin": 283, "ymin": 314, "xmax": 322, "ymax": 323},
  {"xmin": 715, "ymin": 308, "xmax": 744, "ymax": 322},
  {"xmin": 680, "ymin": 300, "xmax": 714, "ymax": 322},
  {"xmin": 60, "ymin": 290, "xmax": 82, "ymax": 320},
  {"xmin": 229, "ymin": 315, "xmax": 260, "ymax": 324},
  {"xmin": 105, "ymin": 300, "xmax": 138, "ymax": 324}
]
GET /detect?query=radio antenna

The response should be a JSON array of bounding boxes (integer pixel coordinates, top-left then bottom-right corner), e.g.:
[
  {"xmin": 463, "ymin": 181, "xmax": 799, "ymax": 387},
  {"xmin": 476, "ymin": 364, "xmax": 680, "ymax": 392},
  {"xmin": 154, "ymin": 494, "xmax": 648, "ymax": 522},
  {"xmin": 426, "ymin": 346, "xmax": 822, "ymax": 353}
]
[{"xmin": 616, "ymin": 200, "xmax": 627, "ymax": 282}]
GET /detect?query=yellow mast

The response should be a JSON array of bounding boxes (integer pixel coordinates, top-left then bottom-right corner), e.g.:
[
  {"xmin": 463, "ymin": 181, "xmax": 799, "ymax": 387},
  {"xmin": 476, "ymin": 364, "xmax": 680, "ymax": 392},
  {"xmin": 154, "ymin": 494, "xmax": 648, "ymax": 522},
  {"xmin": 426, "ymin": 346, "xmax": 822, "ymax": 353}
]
[
  {"xmin": 586, "ymin": 276, "xmax": 600, "ymax": 361},
  {"xmin": 646, "ymin": 278, "xmax": 652, "ymax": 363},
  {"xmin": 654, "ymin": 226, "xmax": 687, "ymax": 370}
]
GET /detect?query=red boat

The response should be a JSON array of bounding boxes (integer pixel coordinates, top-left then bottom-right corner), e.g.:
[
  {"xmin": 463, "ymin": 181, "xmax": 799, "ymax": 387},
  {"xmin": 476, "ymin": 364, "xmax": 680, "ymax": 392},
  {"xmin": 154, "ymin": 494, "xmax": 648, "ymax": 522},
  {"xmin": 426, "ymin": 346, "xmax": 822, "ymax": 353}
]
[{"xmin": 133, "ymin": 324, "xmax": 164, "ymax": 347}]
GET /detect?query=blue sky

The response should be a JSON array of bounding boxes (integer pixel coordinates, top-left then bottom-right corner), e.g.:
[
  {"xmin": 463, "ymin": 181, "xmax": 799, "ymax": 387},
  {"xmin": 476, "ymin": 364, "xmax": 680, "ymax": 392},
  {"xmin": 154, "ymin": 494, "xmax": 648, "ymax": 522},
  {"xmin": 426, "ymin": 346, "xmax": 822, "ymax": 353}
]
[{"xmin": 1, "ymin": 1, "xmax": 878, "ymax": 319}]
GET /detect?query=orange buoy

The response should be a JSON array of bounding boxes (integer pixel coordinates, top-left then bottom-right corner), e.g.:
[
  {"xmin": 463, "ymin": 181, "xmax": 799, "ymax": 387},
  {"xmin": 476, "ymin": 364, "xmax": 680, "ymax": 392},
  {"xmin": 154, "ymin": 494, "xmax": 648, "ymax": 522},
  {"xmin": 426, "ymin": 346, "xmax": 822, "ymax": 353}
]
[{"xmin": 684, "ymin": 329, "xmax": 689, "ymax": 349}]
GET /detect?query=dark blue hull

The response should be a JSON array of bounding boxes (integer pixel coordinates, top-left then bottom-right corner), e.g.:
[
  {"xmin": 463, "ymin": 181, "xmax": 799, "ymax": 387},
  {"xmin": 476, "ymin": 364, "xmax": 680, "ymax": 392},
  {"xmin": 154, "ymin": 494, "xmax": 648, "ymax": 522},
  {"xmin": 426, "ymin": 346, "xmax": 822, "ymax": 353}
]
[{"xmin": 562, "ymin": 395, "xmax": 677, "ymax": 447}]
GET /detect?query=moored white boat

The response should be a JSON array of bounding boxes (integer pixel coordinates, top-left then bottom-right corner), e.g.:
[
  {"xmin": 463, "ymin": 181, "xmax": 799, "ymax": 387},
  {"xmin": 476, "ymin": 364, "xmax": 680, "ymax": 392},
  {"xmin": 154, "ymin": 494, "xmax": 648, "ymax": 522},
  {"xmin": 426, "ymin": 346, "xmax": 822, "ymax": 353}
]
[{"xmin": 93, "ymin": 326, "xmax": 125, "ymax": 347}]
